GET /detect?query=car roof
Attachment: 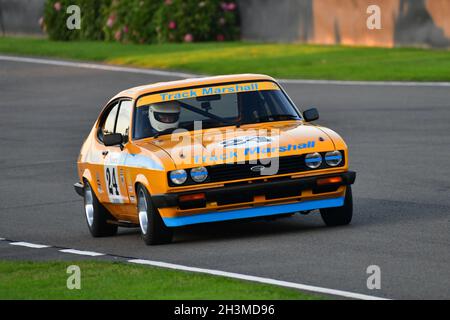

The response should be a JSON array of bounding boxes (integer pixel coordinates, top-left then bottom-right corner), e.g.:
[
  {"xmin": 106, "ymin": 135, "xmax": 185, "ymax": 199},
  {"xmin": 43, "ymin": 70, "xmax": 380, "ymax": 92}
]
[{"xmin": 111, "ymin": 74, "xmax": 277, "ymax": 102}]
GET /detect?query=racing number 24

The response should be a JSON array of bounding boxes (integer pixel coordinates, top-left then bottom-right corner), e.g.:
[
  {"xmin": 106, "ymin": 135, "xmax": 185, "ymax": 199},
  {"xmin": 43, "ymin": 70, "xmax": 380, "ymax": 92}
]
[{"xmin": 105, "ymin": 167, "xmax": 120, "ymax": 196}]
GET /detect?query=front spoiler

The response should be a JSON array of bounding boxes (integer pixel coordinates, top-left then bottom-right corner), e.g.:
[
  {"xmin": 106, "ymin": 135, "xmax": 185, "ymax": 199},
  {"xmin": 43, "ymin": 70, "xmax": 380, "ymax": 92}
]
[{"xmin": 162, "ymin": 196, "xmax": 345, "ymax": 227}]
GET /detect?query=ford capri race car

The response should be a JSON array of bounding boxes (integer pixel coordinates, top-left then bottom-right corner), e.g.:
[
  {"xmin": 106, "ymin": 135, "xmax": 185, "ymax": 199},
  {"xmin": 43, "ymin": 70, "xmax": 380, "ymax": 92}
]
[{"xmin": 74, "ymin": 74, "xmax": 356, "ymax": 245}]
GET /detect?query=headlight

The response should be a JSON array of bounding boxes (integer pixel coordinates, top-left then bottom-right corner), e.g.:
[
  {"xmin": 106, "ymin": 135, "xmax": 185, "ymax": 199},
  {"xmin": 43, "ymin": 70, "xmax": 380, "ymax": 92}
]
[
  {"xmin": 190, "ymin": 166, "xmax": 208, "ymax": 183},
  {"xmin": 169, "ymin": 169, "xmax": 187, "ymax": 185},
  {"xmin": 305, "ymin": 152, "xmax": 322, "ymax": 169},
  {"xmin": 325, "ymin": 151, "xmax": 342, "ymax": 167}
]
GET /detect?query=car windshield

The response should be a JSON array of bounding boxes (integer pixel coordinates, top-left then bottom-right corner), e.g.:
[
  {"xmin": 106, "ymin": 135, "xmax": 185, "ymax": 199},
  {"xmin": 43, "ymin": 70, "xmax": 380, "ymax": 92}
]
[{"xmin": 133, "ymin": 81, "xmax": 301, "ymax": 139}]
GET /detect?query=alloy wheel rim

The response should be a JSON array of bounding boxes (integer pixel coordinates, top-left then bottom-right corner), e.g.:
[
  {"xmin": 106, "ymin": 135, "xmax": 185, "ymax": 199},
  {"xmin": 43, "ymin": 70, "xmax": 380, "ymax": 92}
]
[
  {"xmin": 138, "ymin": 189, "xmax": 149, "ymax": 235},
  {"xmin": 84, "ymin": 184, "xmax": 94, "ymax": 227}
]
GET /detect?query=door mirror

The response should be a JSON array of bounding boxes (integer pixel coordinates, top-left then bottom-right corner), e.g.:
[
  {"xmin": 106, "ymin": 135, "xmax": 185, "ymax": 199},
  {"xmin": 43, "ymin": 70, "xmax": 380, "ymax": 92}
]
[
  {"xmin": 303, "ymin": 108, "xmax": 319, "ymax": 122},
  {"xmin": 103, "ymin": 133, "xmax": 123, "ymax": 147}
]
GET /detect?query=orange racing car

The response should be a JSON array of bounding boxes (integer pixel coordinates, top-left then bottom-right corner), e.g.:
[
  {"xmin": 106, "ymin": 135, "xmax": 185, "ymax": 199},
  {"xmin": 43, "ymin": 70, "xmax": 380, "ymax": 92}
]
[{"xmin": 74, "ymin": 74, "xmax": 356, "ymax": 245}]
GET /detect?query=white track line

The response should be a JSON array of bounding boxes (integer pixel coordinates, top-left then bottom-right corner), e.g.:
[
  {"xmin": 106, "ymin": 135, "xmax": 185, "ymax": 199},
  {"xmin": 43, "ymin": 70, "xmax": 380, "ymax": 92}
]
[
  {"xmin": 1, "ymin": 55, "xmax": 449, "ymax": 87},
  {"xmin": 0, "ymin": 55, "xmax": 197, "ymax": 78},
  {"xmin": 4, "ymin": 238, "xmax": 387, "ymax": 299},
  {"xmin": 128, "ymin": 259, "xmax": 389, "ymax": 300},
  {"xmin": 10, "ymin": 242, "xmax": 50, "ymax": 249},
  {"xmin": 59, "ymin": 249, "xmax": 105, "ymax": 257}
]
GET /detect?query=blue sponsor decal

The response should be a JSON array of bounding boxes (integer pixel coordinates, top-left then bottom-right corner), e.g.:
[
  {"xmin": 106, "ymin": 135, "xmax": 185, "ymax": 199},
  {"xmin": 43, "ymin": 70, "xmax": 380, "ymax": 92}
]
[
  {"xmin": 325, "ymin": 155, "xmax": 342, "ymax": 161},
  {"xmin": 170, "ymin": 171, "xmax": 187, "ymax": 180},
  {"xmin": 160, "ymin": 83, "xmax": 260, "ymax": 101},
  {"xmin": 194, "ymin": 140, "xmax": 316, "ymax": 164},
  {"xmin": 191, "ymin": 171, "xmax": 206, "ymax": 177},
  {"xmin": 305, "ymin": 157, "xmax": 322, "ymax": 163}
]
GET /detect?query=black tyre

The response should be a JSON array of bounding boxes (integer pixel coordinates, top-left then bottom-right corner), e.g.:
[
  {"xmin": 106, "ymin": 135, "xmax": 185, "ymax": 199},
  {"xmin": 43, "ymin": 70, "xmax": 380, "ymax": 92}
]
[
  {"xmin": 83, "ymin": 181, "xmax": 118, "ymax": 237},
  {"xmin": 320, "ymin": 185, "xmax": 353, "ymax": 226},
  {"xmin": 137, "ymin": 185, "xmax": 173, "ymax": 245}
]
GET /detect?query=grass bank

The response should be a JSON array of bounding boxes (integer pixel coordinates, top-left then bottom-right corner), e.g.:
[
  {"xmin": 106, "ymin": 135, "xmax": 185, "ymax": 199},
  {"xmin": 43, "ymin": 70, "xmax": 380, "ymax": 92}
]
[
  {"xmin": 1, "ymin": 37, "xmax": 449, "ymax": 81},
  {"xmin": 0, "ymin": 261, "xmax": 321, "ymax": 300}
]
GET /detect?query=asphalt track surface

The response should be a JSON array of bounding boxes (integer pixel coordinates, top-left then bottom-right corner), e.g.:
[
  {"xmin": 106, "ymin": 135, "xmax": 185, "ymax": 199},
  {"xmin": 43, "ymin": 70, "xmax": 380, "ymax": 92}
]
[{"xmin": 0, "ymin": 58, "xmax": 449, "ymax": 300}]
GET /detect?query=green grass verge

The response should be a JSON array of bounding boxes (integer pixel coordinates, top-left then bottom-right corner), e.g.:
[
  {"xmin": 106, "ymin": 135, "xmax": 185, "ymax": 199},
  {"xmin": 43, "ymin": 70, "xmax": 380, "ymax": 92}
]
[
  {"xmin": 1, "ymin": 37, "xmax": 449, "ymax": 81},
  {"xmin": 0, "ymin": 261, "xmax": 321, "ymax": 300}
]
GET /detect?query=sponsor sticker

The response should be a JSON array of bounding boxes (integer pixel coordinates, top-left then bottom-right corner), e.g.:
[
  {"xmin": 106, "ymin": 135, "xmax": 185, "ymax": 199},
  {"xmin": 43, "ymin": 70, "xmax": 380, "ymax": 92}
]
[{"xmin": 137, "ymin": 81, "xmax": 279, "ymax": 107}]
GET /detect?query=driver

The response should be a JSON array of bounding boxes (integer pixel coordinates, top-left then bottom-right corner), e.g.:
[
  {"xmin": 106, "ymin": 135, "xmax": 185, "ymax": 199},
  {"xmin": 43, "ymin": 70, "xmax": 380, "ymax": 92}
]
[{"xmin": 148, "ymin": 101, "xmax": 181, "ymax": 132}]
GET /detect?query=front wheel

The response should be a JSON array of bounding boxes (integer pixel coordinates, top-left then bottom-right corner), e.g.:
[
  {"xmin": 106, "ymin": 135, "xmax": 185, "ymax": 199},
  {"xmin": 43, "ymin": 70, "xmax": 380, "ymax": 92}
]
[
  {"xmin": 320, "ymin": 186, "xmax": 353, "ymax": 226},
  {"xmin": 137, "ymin": 185, "xmax": 173, "ymax": 245},
  {"xmin": 83, "ymin": 181, "xmax": 118, "ymax": 237}
]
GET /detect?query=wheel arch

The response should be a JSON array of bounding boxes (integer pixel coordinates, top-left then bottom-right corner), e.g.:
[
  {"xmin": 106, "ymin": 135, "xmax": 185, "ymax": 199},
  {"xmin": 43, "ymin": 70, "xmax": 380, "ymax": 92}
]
[
  {"xmin": 81, "ymin": 168, "xmax": 101, "ymax": 199},
  {"xmin": 134, "ymin": 173, "xmax": 154, "ymax": 196}
]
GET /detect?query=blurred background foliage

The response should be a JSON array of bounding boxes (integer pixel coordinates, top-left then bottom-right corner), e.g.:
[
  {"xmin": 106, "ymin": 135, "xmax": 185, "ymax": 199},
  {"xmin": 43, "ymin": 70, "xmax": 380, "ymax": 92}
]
[{"xmin": 43, "ymin": 0, "xmax": 240, "ymax": 43}]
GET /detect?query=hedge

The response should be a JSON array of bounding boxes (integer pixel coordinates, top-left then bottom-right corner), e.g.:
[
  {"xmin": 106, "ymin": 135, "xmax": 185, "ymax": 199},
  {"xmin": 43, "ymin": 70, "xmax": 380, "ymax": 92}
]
[{"xmin": 42, "ymin": 0, "xmax": 240, "ymax": 43}]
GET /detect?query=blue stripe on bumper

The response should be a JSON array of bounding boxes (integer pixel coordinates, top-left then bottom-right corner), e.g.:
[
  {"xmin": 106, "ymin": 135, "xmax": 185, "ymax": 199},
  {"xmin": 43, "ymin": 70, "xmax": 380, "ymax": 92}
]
[{"xmin": 162, "ymin": 197, "xmax": 345, "ymax": 227}]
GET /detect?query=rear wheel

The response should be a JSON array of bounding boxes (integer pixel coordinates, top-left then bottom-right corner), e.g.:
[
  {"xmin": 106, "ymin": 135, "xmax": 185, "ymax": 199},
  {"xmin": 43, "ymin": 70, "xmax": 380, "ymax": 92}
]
[
  {"xmin": 83, "ymin": 181, "xmax": 118, "ymax": 237},
  {"xmin": 137, "ymin": 185, "xmax": 173, "ymax": 245},
  {"xmin": 320, "ymin": 186, "xmax": 353, "ymax": 226}
]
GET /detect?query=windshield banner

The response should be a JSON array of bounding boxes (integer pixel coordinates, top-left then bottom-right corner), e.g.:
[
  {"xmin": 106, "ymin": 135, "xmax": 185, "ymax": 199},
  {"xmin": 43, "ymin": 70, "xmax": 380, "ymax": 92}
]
[{"xmin": 137, "ymin": 81, "xmax": 280, "ymax": 107}]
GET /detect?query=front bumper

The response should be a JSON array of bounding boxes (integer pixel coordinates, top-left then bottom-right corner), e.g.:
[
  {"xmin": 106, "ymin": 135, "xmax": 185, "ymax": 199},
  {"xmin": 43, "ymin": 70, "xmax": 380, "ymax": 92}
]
[
  {"xmin": 74, "ymin": 182, "xmax": 84, "ymax": 197},
  {"xmin": 155, "ymin": 171, "xmax": 356, "ymax": 227},
  {"xmin": 153, "ymin": 171, "xmax": 356, "ymax": 208}
]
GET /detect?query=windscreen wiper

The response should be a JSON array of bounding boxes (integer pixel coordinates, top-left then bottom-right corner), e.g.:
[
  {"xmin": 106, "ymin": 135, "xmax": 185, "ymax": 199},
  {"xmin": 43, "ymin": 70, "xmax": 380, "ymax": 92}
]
[
  {"xmin": 152, "ymin": 123, "xmax": 197, "ymax": 138},
  {"xmin": 257, "ymin": 114, "xmax": 300, "ymax": 122},
  {"xmin": 178, "ymin": 101, "xmax": 235, "ymax": 127},
  {"xmin": 152, "ymin": 128, "xmax": 177, "ymax": 138}
]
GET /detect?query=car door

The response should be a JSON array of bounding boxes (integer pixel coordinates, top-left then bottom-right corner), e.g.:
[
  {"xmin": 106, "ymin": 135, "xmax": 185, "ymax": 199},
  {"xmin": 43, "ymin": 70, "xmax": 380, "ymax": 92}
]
[
  {"xmin": 88, "ymin": 100, "xmax": 119, "ymax": 204},
  {"xmin": 99, "ymin": 99, "xmax": 133, "ymax": 205}
]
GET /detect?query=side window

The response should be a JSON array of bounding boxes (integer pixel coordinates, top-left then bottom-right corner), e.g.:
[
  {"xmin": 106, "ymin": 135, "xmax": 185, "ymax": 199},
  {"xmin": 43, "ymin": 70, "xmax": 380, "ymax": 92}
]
[
  {"xmin": 102, "ymin": 103, "xmax": 119, "ymax": 137},
  {"xmin": 115, "ymin": 100, "xmax": 132, "ymax": 139}
]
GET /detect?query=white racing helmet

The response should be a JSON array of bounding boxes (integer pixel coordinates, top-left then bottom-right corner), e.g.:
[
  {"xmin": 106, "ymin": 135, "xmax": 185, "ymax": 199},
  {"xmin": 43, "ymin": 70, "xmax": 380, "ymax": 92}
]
[{"xmin": 148, "ymin": 101, "xmax": 181, "ymax": 132}]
